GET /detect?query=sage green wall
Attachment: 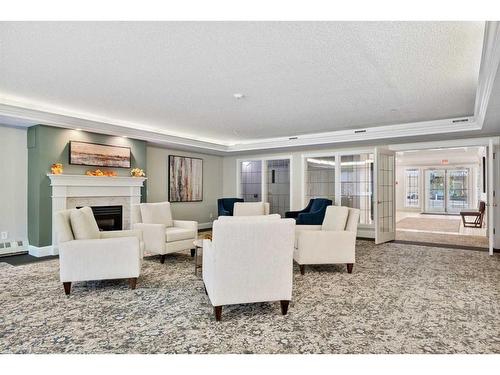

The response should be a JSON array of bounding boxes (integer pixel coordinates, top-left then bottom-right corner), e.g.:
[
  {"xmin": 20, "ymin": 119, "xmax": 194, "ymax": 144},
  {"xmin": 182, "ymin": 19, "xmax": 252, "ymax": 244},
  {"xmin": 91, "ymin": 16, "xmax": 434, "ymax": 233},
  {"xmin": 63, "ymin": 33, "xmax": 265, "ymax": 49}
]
[
  {"xmin": 28, "ymin": 125, "xmax": 147, "ymax": 247},
  {"xmin": 146, "ymin": 145, "xmax": 223, "ymax": 226}
]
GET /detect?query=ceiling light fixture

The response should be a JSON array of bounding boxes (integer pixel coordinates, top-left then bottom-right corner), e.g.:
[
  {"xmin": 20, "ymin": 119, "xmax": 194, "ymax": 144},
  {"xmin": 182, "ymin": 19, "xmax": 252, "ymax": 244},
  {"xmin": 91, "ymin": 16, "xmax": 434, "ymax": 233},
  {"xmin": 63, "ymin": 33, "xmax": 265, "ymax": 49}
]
[{"xmin": 233, "ymin": 93, "xmax": 245, "ymax": 100}]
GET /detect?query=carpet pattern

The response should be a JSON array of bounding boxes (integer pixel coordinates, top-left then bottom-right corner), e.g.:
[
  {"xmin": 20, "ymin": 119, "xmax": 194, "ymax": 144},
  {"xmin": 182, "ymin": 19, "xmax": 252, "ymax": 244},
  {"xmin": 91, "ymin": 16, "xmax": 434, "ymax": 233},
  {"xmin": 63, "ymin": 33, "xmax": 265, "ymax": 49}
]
[
  {"xmin": 396, "ymin": 217, "xmax": 461, "ymax": 233},
  {"xmin": 0, "ymin": 241, "xmax": 499, "ymax": 354}
]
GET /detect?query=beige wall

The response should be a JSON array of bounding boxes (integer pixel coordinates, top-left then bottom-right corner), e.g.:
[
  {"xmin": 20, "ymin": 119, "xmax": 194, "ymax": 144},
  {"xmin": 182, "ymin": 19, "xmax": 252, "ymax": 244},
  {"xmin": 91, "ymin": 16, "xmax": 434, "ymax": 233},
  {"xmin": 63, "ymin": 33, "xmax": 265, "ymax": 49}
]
[
  {"xmin": 147, "ymin": 146, "xmax": 223, "ymax": 226},
  {"xmin": 0, "ymin": 125, "xmax": 27, "ymax": 242}
]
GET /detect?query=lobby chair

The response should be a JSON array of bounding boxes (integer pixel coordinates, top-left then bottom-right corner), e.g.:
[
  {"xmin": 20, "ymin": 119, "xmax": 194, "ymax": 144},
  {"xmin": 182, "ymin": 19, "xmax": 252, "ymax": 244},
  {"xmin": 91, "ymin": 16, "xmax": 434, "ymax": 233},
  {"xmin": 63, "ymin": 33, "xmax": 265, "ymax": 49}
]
[
  {"xmin": 132, "ymin": 202, "xmax": 198, "ymax": 262},
  {"xmin": 294, "ymin": 205, "xmax": 359, "ymax": 275},
  {"xmin": 285, "ymin": 198, "xmax": 332, "ymax": 225},
  {"xmin": 217, "ymin": 198, "xmax": 244, "ymax": 216},
  {"xmin": 460, "ymin": 201, "xmax": 486, "ymax": 228},
  {"xmin": 233, "ymin": 201, "xmax": 270, "ymax": 216},
  {"xmin": 203, "ymin": 216, "xmax": 295, "ymax": 321},
  {"xmin": 56, "ymin": 206, "xmax": 143, "ymax": 295}
]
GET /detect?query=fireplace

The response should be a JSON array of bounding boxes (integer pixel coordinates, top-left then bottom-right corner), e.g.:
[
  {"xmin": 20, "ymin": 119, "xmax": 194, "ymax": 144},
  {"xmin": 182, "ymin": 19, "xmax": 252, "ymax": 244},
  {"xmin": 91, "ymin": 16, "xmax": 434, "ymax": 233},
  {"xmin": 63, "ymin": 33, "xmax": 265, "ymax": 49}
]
[{"xmin": 78, "ymin": 205, "xmax": 123, "ymax": 231}]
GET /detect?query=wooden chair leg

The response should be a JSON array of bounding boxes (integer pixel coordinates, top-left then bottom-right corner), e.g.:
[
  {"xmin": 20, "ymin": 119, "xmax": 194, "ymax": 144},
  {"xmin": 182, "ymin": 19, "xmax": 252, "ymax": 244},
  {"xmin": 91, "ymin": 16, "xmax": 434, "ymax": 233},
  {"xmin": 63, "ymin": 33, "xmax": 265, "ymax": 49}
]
[
  {"xmin": 63, "ymin": 282, "xmax": 71, "ymax": 295},
  {"xmin": 214, "ymin": 306, "xmax": 222, "ymax": 322},
  {"xmin": 191, "ymin": 248, "xmax": 196, "ymax": 257},
  {"xmin": 347, "ymin": 263, "xmax": 353, "ymax": 273},
  {"xmin": 128, "ymin": 277, "xmax": 138, "ymax": 290},
  {"xmin": 160, "ymin": 254, "xmax": 166, "ymax": 264},
  {"xmin": 299, "ymin": 265, "xmax": 305, "ymax": 275},
  {"xmin": 280, "ymin": 300, "xmax": 290, "ymax": 315}
]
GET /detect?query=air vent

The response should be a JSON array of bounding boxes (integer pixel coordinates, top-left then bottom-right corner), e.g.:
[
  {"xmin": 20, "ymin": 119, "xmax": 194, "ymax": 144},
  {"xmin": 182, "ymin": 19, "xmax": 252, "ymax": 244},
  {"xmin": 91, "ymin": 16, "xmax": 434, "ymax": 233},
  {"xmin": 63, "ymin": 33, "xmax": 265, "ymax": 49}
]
[
  {"xmin": 354, "ymin": 129, "xmax": 367, "ymax": 134},
  {"xmin": 452, "ymin": 118, "xmax": 469, "ymax": 123},
  {"xmin": 289, "ymin": 136, "xmax": 298, "ymax": 140}
]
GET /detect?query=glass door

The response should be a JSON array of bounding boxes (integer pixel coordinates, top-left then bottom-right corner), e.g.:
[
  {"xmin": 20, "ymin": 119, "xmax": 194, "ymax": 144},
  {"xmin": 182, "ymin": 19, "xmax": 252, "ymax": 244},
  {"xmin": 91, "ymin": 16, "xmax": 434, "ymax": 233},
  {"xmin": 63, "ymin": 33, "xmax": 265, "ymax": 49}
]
[
  {"xmin": 425, "ymin": 170, "xmax": 446, "ymax": 213},
  {"xmin": 447, "ymin": 169, "xmax": 469, "ymax": 213}
]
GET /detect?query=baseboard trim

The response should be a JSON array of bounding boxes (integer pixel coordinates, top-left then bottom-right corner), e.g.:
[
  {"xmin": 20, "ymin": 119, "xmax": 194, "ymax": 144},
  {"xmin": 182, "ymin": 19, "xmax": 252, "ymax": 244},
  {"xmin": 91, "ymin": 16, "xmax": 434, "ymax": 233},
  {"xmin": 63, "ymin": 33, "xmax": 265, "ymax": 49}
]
[{"xmin": 28, "ymin": 245, "xmax": 59, "ymax": 257}]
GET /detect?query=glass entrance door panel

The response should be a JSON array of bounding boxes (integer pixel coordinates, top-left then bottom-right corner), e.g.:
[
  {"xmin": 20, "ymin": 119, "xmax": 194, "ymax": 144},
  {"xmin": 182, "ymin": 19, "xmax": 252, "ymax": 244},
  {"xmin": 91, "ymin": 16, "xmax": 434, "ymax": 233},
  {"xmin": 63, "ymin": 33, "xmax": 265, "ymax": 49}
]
[
  {"xmin": 447, "ymin": 169, "xmax": 469, "ymax": 213},
  {"xmin": 425, "ymin": 170, "xmax": 446, "ymax": 213}
]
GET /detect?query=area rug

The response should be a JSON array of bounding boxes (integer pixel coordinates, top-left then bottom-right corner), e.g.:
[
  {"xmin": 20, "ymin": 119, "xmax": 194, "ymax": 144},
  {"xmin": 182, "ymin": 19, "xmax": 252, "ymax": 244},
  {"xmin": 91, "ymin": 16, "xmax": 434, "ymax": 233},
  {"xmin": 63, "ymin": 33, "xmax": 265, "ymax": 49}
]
[
  {"xmin": 397, "ymin": 217, "xmax": 461, "ymax": 233},
  {"xmin": 0, "ymin": 241, "xmax": 499, "ymax": 354}
]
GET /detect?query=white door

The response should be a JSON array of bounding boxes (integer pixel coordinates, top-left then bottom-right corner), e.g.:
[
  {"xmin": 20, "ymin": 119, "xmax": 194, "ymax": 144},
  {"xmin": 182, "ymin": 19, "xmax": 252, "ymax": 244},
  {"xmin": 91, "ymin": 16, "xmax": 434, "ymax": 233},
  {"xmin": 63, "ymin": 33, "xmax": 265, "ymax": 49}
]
[{"xmin": 375, "ymin": 148, "xmax": 396, "ymax": 244}]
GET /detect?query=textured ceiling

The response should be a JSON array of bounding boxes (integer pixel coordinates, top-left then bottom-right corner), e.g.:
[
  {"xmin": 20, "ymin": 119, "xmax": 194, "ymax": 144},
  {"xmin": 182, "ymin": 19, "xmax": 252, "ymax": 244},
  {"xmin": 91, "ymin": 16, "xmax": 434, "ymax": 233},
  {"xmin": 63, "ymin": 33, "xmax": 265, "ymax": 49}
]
[{"xmin": 0, "ymin": 21, "xmax": 485, "ymax": 143}]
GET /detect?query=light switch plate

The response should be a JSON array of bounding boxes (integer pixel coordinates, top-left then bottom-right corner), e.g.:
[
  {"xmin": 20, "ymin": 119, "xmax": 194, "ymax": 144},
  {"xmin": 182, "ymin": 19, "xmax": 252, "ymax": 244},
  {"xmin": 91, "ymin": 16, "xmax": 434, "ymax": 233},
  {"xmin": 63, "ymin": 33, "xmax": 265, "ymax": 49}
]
[{"xmin": 1, "ymin": 232, "xmax": 7, "ymax": 240}]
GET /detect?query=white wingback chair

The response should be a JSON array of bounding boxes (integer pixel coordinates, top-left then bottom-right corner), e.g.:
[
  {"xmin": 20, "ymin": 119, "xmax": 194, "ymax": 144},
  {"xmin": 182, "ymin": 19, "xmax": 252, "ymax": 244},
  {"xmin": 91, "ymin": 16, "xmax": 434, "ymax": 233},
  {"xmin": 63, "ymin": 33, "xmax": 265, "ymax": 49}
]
[
  {"xmin": 294, "ymin": 206, "xmax": 360, "ymax": 275},
  {"xmin": 56, "ymin": 207, "xmax": 143, "ymax": 295},
  {"xmin": 203, "ymin": 216, "xmax": 295, "ymax": 321},
  {"xmin": 132, "ymin": 202, "xmax": 198, "ymax": 263},
  {"xmin": 233, "ymin": 202, "xmax": 270, "ymax": 216}
]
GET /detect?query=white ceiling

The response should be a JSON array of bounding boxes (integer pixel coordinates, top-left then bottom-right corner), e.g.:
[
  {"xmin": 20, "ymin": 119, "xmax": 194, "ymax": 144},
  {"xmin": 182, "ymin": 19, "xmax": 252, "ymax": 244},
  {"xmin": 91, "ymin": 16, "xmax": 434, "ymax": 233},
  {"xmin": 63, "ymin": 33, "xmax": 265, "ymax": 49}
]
[
  {"xmin": 0, "ymin": 21, "xmax": 486, "ymax": 146},
  {"xmin": 397, "ymin": 147, "xmax": 484, "ymax": 166}
]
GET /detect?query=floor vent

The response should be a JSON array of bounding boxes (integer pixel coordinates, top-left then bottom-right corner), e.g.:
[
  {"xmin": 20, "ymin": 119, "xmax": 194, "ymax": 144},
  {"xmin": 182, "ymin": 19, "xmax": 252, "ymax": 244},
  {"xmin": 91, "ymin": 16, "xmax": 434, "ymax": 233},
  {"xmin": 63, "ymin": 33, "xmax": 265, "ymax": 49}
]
[{"xmin": 0, "ymin": 240, "xmax": 29, "ymax": 257}]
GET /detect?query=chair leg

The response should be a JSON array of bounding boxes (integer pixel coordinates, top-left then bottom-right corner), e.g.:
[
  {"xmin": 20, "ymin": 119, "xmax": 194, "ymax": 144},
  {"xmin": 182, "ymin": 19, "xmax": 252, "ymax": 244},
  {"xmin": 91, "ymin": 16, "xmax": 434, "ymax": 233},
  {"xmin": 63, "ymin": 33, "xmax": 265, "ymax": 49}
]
[
  {"xmin": 128, "ymin": 277, "xmax": 138, "ymax": 290},
  {"xmin": 214, "ymin": 306, "xmax": 222, "ymax": 322},
  {"xmin": 63, "ymin": 282, "xmax": 71, "ymax": 296},
  {"xmin": 299, "ymin": 265, "xmax": 305, "ymax": 275},
  {"xmin": 191, "ymin": 248, "xmax": 195, "ymax": 257},
  {"xmin": 347, "ymin": 263, "xmax": 354, "ymax": 273},
  {"xmin": 160, "ymin": 254, "xmax": 166, "ymax": 264},
  {"xmin": 280, "ymin": 300, "xmax": 290, "ymax": 315}
]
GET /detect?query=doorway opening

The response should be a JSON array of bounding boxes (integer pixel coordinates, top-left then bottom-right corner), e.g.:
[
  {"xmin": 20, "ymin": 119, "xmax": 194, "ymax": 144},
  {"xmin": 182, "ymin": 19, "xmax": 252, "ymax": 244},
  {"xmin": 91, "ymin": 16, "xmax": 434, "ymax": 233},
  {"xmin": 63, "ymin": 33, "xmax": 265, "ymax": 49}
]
[{"xmin": 395, "ymin": 147, "xmax": 488, "ymax": 248}]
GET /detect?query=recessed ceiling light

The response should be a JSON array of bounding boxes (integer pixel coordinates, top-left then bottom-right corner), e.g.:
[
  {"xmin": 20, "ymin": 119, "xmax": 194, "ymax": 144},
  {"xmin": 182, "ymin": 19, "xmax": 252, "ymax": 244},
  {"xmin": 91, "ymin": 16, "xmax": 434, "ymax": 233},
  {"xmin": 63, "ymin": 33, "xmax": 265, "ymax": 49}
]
[
  {"xmin": 233, "ymin": 93, "xmax": 245, "ymax": 100},
  {"xmin": 75, "ymin": 128, "xmax": 82, "ymax": 131}
]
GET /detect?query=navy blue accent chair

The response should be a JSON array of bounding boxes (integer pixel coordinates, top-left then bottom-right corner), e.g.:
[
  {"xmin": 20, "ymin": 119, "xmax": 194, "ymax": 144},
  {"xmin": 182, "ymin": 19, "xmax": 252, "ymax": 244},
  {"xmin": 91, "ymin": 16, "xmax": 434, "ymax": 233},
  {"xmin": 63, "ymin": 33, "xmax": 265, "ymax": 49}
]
[
  {"xmin": 218, "ymin": 198, "xmax": 244, "ymax": 217},
  {"xmin": 285, "ymin": 198, "xmax": 333, "ymax": 225}
]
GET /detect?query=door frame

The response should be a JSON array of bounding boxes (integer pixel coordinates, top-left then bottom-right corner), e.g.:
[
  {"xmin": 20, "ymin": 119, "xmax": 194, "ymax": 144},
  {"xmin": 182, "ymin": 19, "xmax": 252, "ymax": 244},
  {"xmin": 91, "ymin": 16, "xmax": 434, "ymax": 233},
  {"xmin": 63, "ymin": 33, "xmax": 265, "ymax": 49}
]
[{"xmin": 374, "ymin": 147, "xmax": 396, "ymax": 244}]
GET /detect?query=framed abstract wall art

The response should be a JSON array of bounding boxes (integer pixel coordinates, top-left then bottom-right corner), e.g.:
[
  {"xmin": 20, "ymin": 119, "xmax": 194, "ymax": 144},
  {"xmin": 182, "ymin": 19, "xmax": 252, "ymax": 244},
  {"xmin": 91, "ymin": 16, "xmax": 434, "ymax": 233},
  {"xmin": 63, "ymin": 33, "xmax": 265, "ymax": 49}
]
[
  {"xmin": 168, "ymin": 155, "xmax": 203, "ymax": 202},
  {"xmin": 69, "ymin": 141, "xmax": 131, "ymax": 168}
]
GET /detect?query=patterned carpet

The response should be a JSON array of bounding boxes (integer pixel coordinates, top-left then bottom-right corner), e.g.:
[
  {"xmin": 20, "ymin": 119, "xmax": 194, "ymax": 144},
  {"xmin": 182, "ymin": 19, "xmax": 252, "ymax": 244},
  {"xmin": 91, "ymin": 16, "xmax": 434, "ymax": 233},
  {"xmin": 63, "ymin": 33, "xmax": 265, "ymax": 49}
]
[{"xmin": 0, "ymin": 241, "xmax": 499, "ymax": 354}]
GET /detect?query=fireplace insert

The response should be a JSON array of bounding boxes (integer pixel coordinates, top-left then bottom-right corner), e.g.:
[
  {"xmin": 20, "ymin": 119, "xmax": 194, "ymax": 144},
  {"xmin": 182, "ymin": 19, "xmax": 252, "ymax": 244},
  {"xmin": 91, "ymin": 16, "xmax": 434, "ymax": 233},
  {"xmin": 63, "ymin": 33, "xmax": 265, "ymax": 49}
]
[{"xmin": 77, "ymin": 205, "xmax": 123, "ymax": 231}]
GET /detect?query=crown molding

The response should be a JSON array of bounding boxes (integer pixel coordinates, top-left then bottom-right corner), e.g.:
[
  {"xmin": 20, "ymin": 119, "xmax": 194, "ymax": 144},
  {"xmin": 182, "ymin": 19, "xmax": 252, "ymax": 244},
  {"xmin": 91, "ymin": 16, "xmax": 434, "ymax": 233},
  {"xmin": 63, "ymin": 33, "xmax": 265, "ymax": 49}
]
[{"xmin": 474, "ymin": 21, "xmax": 500, "ymax": 128}]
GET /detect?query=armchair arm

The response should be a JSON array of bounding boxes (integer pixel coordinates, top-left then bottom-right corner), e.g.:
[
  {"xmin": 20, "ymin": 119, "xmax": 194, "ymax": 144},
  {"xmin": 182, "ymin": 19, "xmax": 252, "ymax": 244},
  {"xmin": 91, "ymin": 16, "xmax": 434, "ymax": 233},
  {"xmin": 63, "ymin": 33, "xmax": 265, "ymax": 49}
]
[
  {"xmin": 59, "ymin": 237, "xmax": 141, "ymax": 282},
  {"xmin": 133, "ymin": 223, "xmax": 166, "ymax": 254},
  {"xmin": 173, "ymin": 220, "xmax": 198, "ymax": 232},
  {"xmin": 296, "ymin": 230, "xmax": 356, "ymax": 264},
  {"xmin": 285, "ymin": 211, "xmax": 300, "ymax": 219}
]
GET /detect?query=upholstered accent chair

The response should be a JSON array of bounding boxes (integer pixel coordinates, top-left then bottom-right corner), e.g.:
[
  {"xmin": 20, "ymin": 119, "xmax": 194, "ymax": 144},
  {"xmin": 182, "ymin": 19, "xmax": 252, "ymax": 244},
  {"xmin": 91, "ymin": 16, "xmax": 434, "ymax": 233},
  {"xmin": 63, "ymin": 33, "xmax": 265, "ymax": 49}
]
[
  {"xmin": 132, "ymin": 202, "xmax": 198, "ymax": 263},
  {"xmin": 285, "ymin": 198, "xmax": 333, "ymax": 225},
  {"xmin": 233, "ymin": 201, "xmax": 270, "ymax": 216},
  {"xmin": 294, "ymin": 205, "xmax": 360, "ymax": 275},
  {"xmin": 217, "ymin": 198, "xmax": 244, "ymax": 216},
  {"xmin": 202, "ymin": 216, "xmax": 295, "ymax": 321},
  {"xmin": 56, "ymin": 206, "xmax": 143, "ymax": 295}
]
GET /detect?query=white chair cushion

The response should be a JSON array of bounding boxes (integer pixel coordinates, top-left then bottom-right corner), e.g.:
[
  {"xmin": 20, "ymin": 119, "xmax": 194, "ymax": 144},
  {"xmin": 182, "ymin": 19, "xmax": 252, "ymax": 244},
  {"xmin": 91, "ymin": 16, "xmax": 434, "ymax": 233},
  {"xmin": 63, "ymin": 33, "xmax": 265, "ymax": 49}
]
[
  {"xmin": 217, "ymin": 214, "xmax": 281, "ymax": 221},
  {"xmin": 55, "ymin": 209, "xmax": 74, "ymax": 243},
  {"xmin": 345, "ymin": 208, "xmax": 360, "ymax": 233},
  {"xmin": 166, "ymin": 227, "xmax": 196, "ymax": 242},
  {"xmin": 70, "ymin": 207, "xmax": 100, "ymax": 240},
  {"xmin": 140, "ymin": 202, "xmax": 173, "ymax": 227},
  {"xmin": 321, "ymin": 206, "xmax": 349, "ymax": 231}
]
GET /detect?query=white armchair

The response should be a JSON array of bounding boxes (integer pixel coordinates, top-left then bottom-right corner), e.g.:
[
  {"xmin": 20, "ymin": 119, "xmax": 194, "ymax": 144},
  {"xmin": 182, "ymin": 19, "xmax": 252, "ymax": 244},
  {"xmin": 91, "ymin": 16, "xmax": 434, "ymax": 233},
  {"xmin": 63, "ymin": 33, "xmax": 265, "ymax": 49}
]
[
  {"xmin": 294, "ymin": 206, "xmax": 360, "ymax": 275},
  {"xmin": 203, "ymin": 216, "xmax": 295, "ymax": 321},
  {"xmin": 233, "ymin": 202, "xmax": 270, "ymax": 216},
  {"xmin": 56, "ymin": 207, "xmax": 143, "ymax": 295},
  {"xmin": 132, "ymin": 202, "xmax": 198, "ymax": 263}
]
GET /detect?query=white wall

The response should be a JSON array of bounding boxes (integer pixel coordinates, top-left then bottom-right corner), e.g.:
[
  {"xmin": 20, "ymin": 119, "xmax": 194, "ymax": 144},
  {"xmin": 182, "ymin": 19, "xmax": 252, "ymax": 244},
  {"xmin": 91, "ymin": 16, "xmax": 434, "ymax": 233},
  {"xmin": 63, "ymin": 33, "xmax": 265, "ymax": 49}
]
[
  {"xmin": 0, "ymin": 125, "xmax": 28, "ymax": 242},
  {"xmin": 147, "ymin": 145, "xmax": 223, "ymax": 227}
]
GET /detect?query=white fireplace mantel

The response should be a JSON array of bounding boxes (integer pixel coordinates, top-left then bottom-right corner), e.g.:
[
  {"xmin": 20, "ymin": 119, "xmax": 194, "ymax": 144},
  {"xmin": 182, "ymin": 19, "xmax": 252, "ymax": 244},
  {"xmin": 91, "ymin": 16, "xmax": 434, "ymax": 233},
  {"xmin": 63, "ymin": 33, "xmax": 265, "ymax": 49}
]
[{"xmin": 33, "ymin": 174, "xmax": 147, "ymax": 258}]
